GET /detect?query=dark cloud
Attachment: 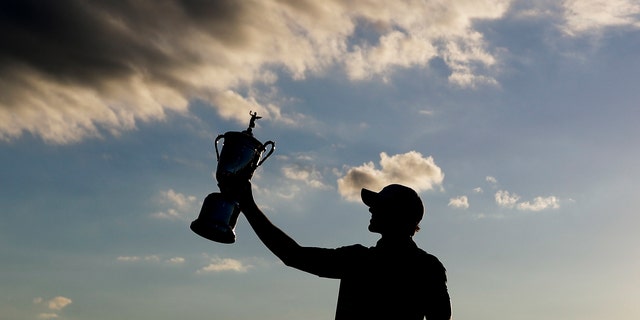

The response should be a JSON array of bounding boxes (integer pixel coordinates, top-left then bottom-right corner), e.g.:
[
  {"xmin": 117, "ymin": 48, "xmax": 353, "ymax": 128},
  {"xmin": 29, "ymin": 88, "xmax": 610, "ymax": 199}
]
[{"xmin": 0, "ymin": 0, "xmax": 249, "ymax": 88}]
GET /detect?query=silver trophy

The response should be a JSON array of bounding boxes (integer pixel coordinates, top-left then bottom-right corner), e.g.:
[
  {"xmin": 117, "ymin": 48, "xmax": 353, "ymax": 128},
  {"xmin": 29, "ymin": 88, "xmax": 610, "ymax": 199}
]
[{"xmin": 190, "ymin": 112, "xmax": 275, "ymax": 243}]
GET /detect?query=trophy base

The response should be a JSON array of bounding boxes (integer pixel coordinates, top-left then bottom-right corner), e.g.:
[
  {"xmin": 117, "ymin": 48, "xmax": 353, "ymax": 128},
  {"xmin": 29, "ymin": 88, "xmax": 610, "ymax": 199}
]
[
  {"xmin": 190, "ymin": 192, "xmax": 240, "ymax": 244},
  {"xmin": 190, "ymin": 219, "xmax": 236, "ymax": 244}
]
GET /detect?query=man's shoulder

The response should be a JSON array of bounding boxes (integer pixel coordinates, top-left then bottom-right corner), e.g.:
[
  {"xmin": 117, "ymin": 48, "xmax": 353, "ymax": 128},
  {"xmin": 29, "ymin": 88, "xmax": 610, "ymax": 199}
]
[{"xmin": 335, "ymin": 243, "xmax": 369, "ymax": 252}]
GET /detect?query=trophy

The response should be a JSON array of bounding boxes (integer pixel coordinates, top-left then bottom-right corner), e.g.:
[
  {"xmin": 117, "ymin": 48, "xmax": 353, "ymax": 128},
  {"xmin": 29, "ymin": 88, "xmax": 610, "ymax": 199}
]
[{"xmin": 190, "ymin": 111, "xmax": 275, "ymax": 243}]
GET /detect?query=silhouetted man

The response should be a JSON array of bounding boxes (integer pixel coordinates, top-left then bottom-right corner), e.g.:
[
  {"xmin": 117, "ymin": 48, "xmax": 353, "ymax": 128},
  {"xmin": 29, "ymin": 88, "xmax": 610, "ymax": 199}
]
[{"xmin": 223, "ymin": 182, "xmax": 451, "ymax": 320}]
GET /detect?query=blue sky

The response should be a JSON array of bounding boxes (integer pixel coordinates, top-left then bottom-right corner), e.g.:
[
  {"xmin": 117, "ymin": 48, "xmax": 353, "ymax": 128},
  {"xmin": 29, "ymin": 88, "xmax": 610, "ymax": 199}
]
[{"xmin": 1, "ymin": 1, "xmax": 639, "ymax": 319}]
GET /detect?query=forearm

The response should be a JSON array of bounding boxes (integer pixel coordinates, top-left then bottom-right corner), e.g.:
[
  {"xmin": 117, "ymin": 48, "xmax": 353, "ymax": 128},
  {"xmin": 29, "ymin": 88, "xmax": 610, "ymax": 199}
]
[{"xmin": 240, "ymin": 199, "xmax": 301, "ymax": 262}]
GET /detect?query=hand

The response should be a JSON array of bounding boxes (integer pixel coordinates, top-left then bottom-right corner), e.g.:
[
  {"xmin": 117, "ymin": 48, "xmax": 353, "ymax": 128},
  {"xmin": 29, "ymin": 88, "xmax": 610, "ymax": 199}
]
[{"xmin": 218, "ymin": 178, "xmax": 253, "ymax": 205}]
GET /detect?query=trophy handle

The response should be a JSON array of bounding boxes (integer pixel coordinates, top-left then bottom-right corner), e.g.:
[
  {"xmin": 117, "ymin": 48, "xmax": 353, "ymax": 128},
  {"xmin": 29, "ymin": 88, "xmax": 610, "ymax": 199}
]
[
  {"xmin": 257, "ymin": 140, "xmax": 275, "ymax": 166},
  {"xmin": 214, "ymin": 134, "xmax": 225, "ymax": 161}
]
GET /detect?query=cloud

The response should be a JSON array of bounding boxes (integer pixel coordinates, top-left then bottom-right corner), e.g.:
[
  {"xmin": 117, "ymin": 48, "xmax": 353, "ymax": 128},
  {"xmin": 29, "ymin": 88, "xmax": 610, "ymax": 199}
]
[
  {"xmin": 495, "ymin": 190, "xmax": 561, "ymax": 211},
  {"xmin": 116, "ymin": 255, "xmax": 184, "ymax": 264},
  {"xmin": 0, "ymin": 0, "xmax": 509, "ymax": 144},
  {"xmin": 337, "ymin": 151, "xmax": 444, "ymax": 201},
  {"xmin": 151, "ymin": 189, "xmax": 198, "ymax": 220},
  {"xmin": 34, "ymin": 296, "xmax": 72, "ymax": 319},
  {"xmin": 517, "ymin": 196, "xmax": 560, "ymax": 211},
  {"xmin": 562, "ymin": 0, "xmax": 640, "ymax": 36},
  {"xmin": 448, "ymin": 195, "xmax": 470, "ymax": 209},
  {"xmin": 495, "ymin": 190, "xmax": 521, "ymax": 208},
  {"xmin": 166, "ymin": 257, "xmax": 186, "ymax": 264},
  {"xmin": 197, "ymin": 257, "xmax": 252, "ymax": 273},
  {"xmin": 486, "ymin": 176, "xmax": 498, "ymax": 184},
  {"xmin": 282, "ymin": 163, "xmax": 330, "ymax": 190},
  {"xmin": 47, "ymin": 296, "xmax": 72, "ymax": 311},
  {"xmin": 117, "ymin": 255, "xmax": 160, "ymax": 262}
]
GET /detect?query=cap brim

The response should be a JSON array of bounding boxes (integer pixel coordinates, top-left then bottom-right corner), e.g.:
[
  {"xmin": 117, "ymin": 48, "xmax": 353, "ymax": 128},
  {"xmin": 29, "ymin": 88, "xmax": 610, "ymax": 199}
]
[{"xmin": 361, "ymin": 188, "xmax": 379, "ymax": 207}]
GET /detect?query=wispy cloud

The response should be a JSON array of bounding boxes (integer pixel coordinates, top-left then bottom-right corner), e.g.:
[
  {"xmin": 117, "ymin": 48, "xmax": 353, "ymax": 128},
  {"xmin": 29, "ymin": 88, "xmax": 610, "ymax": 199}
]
[
  {"xmin": 116, "ymin": 255, "xmax": 184, "ymax": 264},
  {"xmin": 282, "ymin": 163, "xmax": 331, "ymax": 190},
  {"xmin": 33, "ymin": 296, "xmax": 72, "ymax": 319},
  {"xmin": 495, "ymin": 190, "xmax": 561, "ymax": 211},
  {"xmin": 47, "ymin": 297, "xmax": 72, "ymax": 311},
  {"xmin": 337, "ymin": 151, "xmax": 444, "ymax": 201},
  {"xmin": 197, "ymin": 257, "xmax": 252, "ymax": 274},
  {"xmin": 151, "ymin": 189, "xmax": 198, "ymax": 221},
  {"xmin": 562, "ymin": 0, "xmax": 640, "ymax": 36}
]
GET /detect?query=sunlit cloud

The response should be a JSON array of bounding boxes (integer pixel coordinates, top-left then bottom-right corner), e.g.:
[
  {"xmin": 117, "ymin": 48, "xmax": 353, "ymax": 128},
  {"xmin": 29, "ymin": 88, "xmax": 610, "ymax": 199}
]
[
  {"xmin": 197, "ymin": 257, "xmax": 252, "ymax": 274},
  {"xmin": 337, "ymin": 151, "xmax": 444, "ymax": 201},
  {"xmin": 562, "ymin": 0, "xmax": 640, "ymax": 36},
  {"xmin": 47, "ymin": 296, "xmax": 72, "ymax": 311},
  {"xmin": 0, "ymin": 0, "xmax": 510, "ymax": 144},
  {"xmin": 34, "ymin": 296, "xmax": 72, "ymax": 311},
  {"xmin": 448, "ymin": 195, "xmax": 470, "ymax": 209},
  {"xmin": 33, "ymin": 296, "xmax": 72, "ymax": 319}
]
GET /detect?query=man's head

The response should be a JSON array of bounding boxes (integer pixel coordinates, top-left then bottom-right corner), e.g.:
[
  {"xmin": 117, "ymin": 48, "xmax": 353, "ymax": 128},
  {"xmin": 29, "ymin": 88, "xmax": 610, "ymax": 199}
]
[{"xmin": 361, "ymin": 184, "xmax": 424, "ymax": 236}]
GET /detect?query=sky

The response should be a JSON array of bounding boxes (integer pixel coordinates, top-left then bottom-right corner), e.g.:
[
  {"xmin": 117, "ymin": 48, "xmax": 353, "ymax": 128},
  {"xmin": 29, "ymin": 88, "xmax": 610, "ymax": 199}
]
[{"xmin": 1, "ymin": 0, "xmax": 639, "ymax": 319}]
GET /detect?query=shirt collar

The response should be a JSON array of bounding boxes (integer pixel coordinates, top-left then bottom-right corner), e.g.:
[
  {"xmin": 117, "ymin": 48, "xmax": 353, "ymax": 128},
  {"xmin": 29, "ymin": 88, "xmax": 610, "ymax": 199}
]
[{"xmin": 375, "ymin": 237, "xmax": 417, "ymax": 249}]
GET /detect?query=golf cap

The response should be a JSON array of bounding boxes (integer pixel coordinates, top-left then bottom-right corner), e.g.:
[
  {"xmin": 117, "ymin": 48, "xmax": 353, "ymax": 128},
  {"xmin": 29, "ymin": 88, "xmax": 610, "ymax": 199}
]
[{"xmin": 361, "ymin": 184, "xmax": 424, "ymax": 223}]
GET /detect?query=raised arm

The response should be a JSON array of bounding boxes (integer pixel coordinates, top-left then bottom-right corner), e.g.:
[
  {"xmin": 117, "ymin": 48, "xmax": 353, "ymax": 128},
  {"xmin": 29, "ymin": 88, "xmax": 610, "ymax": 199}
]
[{"xmin": 220, "ymin": 180, "xmax": 301, "ymax": 263}]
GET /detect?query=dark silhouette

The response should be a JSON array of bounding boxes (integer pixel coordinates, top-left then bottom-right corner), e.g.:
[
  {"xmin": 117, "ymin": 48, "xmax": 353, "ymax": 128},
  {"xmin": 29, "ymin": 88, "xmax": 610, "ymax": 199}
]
[
  {"xmin": 221, "ymin": 181, "xmax": 452, "ymax": 320},
  {"xmin": 245, "ymin": 110, "xmax": 262, "ymax": 135}
]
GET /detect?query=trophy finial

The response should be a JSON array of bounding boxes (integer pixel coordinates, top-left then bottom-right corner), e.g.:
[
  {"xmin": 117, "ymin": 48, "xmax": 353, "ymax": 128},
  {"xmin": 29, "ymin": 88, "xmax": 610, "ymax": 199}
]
[{"xmin": 246, "ymin": 111, "xmax": 262, "ymax": 134}]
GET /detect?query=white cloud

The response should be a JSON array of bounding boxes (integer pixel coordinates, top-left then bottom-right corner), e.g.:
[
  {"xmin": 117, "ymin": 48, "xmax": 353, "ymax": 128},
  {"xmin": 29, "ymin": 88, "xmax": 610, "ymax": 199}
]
[
  {"xmin": 495, "ymin": 190, "xmax": 520, "ymax": 208},
  {"xmin": 473, "ymin": 187, "xmax": 484, "ymax": 193},
  {"xmin": 495, "ymin": 190, "xmax": 561, "ymax": 211},
  {"xmin": 197, "ymin": 257, "xmax": 252, "ymax": 273},
  {"xmin": 562, "ymin": 0, "xmax": 640, "ymax": 36},
  {"xmin": 486, "ymin": 176, "xmax": 498, "ymax": 184},
  {"xmin": 517, "ymin": 196, "xmax": 560, "ymax": 211},
  {"xmin": 37, "ymin": 313, "xmax": 59, "ymax": 320},
  {"xmin": 337, "ymin": 151, "xmax": 444, "ymax": 201},
  {"xmin": 166, "ymin": 257, "xmax": 186, "ymax": 264},
  {"xmin": 448, "ymin": 195, "xmax": 470, "ymax": 209}
]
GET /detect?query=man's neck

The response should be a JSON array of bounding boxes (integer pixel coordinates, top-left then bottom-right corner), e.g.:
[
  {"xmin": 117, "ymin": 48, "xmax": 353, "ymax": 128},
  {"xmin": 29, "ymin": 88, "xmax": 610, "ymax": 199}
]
[{"xmin": 377, "ymin": 235, "xmax": 415, "ymax": 247}]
